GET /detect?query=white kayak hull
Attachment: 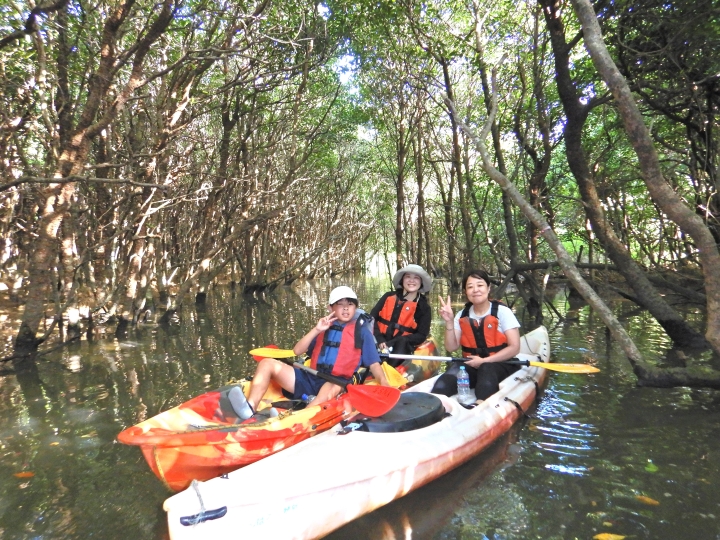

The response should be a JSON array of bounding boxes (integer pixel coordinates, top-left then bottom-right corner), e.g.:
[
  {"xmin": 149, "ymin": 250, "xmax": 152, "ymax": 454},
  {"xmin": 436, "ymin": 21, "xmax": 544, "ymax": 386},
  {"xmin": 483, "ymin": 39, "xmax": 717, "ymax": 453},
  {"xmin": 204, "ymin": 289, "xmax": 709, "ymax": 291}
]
[{"xmin": 164, "ymin": 326, "xmax": 550, "ymax": 539}]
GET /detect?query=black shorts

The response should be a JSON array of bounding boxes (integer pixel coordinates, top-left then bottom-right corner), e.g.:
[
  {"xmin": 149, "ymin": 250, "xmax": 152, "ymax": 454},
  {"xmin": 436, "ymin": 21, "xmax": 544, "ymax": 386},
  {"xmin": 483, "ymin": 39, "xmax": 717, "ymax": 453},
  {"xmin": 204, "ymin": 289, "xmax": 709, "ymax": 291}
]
[{"xmin": 281, "ymin": 367, "xmax": 330, "ymax": 400}]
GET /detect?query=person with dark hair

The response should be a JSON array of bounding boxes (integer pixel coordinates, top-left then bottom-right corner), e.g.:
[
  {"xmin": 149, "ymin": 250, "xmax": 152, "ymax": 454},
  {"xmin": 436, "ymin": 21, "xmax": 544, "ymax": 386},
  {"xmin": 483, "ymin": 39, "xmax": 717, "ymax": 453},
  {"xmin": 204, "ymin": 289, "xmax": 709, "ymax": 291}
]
[
  {"xmin": 369, "ymin": 264, "xmax": 433, "ymax": 366},
  {"xmin": 229, "ymin": 286, "xmax": 389, "ymax": 419},
  {"xmin": 431, "ymin": 269, "xmax": 521, "ymax": 407}
]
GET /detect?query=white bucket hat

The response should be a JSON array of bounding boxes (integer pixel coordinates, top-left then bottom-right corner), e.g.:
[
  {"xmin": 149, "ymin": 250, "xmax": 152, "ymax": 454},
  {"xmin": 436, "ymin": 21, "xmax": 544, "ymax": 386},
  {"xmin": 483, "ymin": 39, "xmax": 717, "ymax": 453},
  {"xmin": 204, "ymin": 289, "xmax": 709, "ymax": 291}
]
[
  {"xmin": 328, "ymin": 286, "xmax": 358, "ymax": 306},
  {"xmin": 392, "ymin": 264, "xmax": 433, "ymax": 293}
]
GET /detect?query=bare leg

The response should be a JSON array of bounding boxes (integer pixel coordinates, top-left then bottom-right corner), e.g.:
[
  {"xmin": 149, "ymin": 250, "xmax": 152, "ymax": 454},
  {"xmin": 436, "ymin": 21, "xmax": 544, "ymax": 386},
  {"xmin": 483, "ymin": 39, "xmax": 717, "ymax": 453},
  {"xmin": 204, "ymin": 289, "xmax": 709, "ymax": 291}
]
[
  {"xmin": 247, "ymin": 358, "xmax": 297, "ymax": 410},
  {"xmin": 307, "ymin": 381, "xmax": 343, "ymax": 406}
]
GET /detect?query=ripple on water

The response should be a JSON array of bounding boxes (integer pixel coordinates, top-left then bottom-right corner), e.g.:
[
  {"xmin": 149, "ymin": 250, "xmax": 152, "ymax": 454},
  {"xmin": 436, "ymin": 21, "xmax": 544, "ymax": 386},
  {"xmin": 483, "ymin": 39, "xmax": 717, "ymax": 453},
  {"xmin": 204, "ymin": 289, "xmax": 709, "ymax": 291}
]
[
  {"xmin": 530, "ymin": 419, "xmax": 599, "ymax": 476},
  {"xmin": 523, "ymin": 381, "xmax": 601, "ymax": 480}
]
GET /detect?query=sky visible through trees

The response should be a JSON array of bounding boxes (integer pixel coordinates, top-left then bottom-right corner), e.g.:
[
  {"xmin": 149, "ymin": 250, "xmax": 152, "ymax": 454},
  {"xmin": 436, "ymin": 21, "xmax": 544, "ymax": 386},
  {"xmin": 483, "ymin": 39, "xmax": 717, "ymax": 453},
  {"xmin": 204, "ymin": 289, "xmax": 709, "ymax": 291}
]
[{"xmin": 1, "ymin": 0, "xmax": 719, "ymax": 383}]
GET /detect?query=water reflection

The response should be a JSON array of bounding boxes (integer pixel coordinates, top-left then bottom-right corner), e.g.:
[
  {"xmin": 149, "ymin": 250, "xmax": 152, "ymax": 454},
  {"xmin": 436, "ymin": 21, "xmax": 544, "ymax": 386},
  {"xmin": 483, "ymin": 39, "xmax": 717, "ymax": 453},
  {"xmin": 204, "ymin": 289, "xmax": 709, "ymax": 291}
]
[
  {"xmin": 326, "ymin": 425, "xmax": 528, "ymax": 540},
  {"xmin": 0, "ymin": 280, "xmax": 719, "ymax": 539}
]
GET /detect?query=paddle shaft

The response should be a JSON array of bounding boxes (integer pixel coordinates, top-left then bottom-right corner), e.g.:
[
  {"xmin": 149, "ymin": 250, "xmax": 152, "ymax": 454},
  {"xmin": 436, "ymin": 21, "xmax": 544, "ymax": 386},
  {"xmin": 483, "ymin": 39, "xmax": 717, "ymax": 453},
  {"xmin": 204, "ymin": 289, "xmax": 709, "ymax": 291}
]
[
  {"xmin": 250, "ymin": 347, "xmax": 598, "ymax": 373},
  {"xmin": 291, "ymin": 361, "xmax": 350, "ymax": 388},
  {"xmin": 249, "ymin": 347, "xmax": 401, "ymax": 416},
  {"xmin": 379, "ymin": 353, "xmax": 599, "ymax": 373},
  {"xmin": 254, "ymin": 348, "xmax": 546, "ymax": 371},
  {"xmin": 385, "ymin": 354, "xmax": 536, "ymax": 368},
  {"xmin": 291, "ymin": 360, "xmax": 401, "ymax": 416}
]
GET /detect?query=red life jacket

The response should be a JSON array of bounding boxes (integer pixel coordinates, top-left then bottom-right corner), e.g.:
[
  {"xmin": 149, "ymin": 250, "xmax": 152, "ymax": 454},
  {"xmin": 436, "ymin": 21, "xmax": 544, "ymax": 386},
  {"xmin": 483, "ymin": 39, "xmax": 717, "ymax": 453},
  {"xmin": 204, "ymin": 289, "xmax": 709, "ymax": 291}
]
[
  {"xmin": 458, "ymin": 300, "xmax": 508, "ymax": 358},
  {"xmin": 375, "ymin": 293, "xmax": 419, "ymax": 340},
  {"xmin": 309, "ymin": 319, "xmax": 362, "ymax": 379}
]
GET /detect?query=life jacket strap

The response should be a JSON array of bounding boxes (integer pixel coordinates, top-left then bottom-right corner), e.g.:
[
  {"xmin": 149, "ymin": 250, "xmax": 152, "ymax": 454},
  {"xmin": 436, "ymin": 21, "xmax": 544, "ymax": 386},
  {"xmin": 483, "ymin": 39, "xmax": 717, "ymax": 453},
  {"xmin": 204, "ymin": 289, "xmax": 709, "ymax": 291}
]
[{"xmin": 376, "ymin": 315, "xmax": 416, "ymax": 337}]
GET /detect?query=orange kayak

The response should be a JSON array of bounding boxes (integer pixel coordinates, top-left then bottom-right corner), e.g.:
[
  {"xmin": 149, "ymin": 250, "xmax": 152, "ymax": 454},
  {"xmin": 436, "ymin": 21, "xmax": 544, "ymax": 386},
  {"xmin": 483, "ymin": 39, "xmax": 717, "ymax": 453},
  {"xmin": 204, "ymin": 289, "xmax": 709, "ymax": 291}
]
[
  {"xmin": 117, "ymin": 340, "xmax": 439, "ymax": 491},
  {"xmin": 389, "ymin": 340, "xmax": 440, "ymax": 385}
]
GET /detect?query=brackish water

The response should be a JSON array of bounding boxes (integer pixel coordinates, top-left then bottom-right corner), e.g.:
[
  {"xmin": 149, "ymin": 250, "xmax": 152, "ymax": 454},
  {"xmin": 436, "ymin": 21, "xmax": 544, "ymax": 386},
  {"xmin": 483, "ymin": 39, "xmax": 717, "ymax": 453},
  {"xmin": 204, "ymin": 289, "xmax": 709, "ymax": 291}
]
[{"xmin": 0, "ymin": 277, "xmax": 719, "ymax": 539}]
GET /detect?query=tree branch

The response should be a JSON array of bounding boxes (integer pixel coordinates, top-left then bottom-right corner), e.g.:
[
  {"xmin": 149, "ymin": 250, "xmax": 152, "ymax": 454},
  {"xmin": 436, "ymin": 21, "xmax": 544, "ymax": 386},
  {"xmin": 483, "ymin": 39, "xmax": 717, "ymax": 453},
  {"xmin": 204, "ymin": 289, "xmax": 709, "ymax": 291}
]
[
  {"xmin": 0, "ymin": 175, "xmax": 171, "ymax": 193},
  {"xmin": 0, "ymin": 0, "xmax": 69, "ymax": 50}
]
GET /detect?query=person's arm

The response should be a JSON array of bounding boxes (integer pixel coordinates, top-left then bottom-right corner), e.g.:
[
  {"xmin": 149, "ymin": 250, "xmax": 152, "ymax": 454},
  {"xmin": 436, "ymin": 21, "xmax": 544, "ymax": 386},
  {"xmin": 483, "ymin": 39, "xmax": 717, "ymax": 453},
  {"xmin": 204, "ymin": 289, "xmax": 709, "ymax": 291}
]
[
  {"xmin": 438, "ymin": 295, "xmax": 460, "ymax": 352},
  {"xmin": 463, "ymin": 328, "xmax": 521, "ymax": 367},
  {"xmin": 294, "ymin": 314, "xmax": 336, "ymax": 355},
  {"xmin": 359, "ymin": 325, "xmax": 391, "ymax": 386},
  {"xmin": 368, "ymin": 361, "xmax": 389, "ymax": 386},
  {"xmin": 485, "ymin": 305, "xmax": 521, "ymax": 360}
]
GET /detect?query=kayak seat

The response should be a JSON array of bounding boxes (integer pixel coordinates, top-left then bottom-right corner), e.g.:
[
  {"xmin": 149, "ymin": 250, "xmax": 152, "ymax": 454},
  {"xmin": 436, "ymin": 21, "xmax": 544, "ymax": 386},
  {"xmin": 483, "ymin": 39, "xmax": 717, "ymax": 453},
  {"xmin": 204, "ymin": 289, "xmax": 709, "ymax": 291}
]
[{"xmin": 351, "ymin": 392, "xmax": 445, "ymax": 433}]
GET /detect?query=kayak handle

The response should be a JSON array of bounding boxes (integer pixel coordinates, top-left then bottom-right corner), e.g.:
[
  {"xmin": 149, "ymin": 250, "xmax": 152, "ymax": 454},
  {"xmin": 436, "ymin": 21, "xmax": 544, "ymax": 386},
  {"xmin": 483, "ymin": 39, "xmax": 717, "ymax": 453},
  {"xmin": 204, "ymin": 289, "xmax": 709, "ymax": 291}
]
[{"xmin": 180, "ymin": 506, "xmax": 227, "ymax": 526}]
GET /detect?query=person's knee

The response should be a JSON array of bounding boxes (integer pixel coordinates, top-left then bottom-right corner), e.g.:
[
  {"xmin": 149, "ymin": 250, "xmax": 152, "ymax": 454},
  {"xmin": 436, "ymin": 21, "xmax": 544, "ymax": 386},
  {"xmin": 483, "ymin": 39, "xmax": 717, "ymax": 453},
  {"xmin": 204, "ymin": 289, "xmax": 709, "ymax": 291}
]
[
  {"xmin": 257, "ymin": 357, "xmax": 281, "ymax": 375},
  {"xmin": 474, "ymin": 365, "xmax": 500, "ymax": 400},
  {"xmin": 431, "ymin": 374, "xmax": 456, "ymax": 396},
  {"xmin": 476, "ymin": 363, "xmax": 495, "ymax": 377},
  {"xmin": 389, "ymin": 337, "xmax": 412, "ymax": 355},
  {"xmin": 319, "ymin": 382, "xmax": 342, "ymax": 400}
]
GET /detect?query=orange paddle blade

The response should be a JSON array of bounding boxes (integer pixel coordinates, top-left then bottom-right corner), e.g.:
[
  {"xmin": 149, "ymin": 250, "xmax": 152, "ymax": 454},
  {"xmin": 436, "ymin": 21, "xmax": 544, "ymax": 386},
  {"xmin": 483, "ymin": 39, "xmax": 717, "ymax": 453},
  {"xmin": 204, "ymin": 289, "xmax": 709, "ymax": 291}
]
[{"xmin": 346, "ymin": 384, "xmax": 400, "ymax": 417}]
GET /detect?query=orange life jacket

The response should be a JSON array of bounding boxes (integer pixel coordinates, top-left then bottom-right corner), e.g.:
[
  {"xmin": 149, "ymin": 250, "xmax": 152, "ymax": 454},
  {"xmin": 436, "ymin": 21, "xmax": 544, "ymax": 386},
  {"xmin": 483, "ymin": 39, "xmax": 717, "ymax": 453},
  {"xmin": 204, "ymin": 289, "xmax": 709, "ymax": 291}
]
[
  {"xmin": 458, "ymin": 300, "xmax": 508, "ymax": 358},
  {"xmin": 375, "ymin": 293, "xmax": 419, "ymax": 340},
  {"xmin": 309, "ymin": 320, "xmax": 362, "ymax": 379}
]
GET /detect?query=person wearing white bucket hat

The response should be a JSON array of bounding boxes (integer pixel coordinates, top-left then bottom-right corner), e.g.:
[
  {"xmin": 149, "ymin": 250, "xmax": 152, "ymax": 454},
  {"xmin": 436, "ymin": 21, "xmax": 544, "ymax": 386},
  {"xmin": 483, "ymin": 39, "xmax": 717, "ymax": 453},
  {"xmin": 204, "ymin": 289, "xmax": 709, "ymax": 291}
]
[
  {"xmin": 327, "ymin": 285, "xmax": 357, "ymax": 306},
  {"xmin": 370, "ymin": 264, "xmax": 433, "ymax": 364},
  {"xmin": 229, "ymin": 285, "xmax": 390, "ymax": 420}
]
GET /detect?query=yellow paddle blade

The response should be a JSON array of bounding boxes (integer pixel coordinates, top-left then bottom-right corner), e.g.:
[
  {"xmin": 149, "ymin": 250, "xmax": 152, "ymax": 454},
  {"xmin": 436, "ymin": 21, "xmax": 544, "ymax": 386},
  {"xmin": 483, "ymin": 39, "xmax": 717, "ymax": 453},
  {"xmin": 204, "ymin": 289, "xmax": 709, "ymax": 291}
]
[
  {"xmin": 249, "ymin": 347, "xmax": 296, "ymax": 359},
  {"xmin": 382, "ymin": 362, "xmax": 408, "ymax": 388},
  {"xmin": 528, "ymin": 361, "xmax": 600, "ymax": 373}
]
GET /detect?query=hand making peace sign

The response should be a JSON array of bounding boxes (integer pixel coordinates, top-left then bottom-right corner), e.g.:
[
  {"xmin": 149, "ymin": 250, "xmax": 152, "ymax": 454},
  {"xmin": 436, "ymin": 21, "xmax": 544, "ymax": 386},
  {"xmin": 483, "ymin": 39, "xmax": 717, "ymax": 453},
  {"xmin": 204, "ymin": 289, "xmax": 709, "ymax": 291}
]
[
  {"xmin": 437, "ymin": 295, "xmax": 455, "ymax": 325},
  {"xmin": 315, "ymin": 314, "xmax": 338, "ymax": 333}
]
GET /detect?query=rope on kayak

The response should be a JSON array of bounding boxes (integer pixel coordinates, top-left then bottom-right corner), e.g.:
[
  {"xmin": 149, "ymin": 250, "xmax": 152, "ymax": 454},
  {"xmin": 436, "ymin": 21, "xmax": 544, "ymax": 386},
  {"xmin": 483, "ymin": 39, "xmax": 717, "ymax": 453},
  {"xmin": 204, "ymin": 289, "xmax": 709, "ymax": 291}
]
[
  {"xmin": 514, "ymin": 375, "xmax": 540, "ymax": 396},
  {"xmin": 192, "ymin": 479, "xmax": 206, "ymax": 519},
  {"xmin": 520, "ymin": 332, "xmax": 548, "ymax": 364},
  {"xmin": 521, "ymin": 333, "xmax": 538, "ymax": 357},
  {"xmin": 503, "ymin": 397, "xmax": 529, "ymax": 419},
  {"xmin": 178, "ymin": 480, "xmax": 228, "ymax": 526}
]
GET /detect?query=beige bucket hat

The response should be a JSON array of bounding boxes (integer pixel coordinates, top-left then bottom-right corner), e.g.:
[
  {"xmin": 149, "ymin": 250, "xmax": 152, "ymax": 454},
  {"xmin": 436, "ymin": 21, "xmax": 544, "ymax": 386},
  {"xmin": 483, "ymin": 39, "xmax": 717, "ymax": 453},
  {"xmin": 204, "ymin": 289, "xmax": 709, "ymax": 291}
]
[{"xmin": 392, "ymin": 264, "xmax": 433, "ymax": 294}]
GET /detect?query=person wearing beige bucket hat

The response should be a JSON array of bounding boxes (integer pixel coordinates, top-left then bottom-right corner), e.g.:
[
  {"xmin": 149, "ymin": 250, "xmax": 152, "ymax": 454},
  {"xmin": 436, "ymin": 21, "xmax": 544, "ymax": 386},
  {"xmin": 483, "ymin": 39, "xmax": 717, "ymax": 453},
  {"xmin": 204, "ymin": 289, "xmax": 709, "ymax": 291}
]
[{"xmin": 370, "ymin": 264, "xmax": 433, "ymax": 365}]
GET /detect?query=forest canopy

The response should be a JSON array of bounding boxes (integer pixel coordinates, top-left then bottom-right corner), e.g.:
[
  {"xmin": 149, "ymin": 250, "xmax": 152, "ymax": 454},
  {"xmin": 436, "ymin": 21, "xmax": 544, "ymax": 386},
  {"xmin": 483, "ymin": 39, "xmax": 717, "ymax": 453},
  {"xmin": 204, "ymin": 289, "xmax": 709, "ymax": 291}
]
[{"xmin": 1, "ymin": 0, "xmax": 719, "ymax": 385}]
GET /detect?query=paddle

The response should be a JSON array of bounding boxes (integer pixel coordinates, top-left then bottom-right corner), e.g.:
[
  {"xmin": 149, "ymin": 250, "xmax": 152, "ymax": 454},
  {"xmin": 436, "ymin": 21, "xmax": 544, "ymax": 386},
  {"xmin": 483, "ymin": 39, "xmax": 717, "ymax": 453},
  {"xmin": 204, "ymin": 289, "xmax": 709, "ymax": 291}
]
[
  {"xmin": 250, "ymin": 346, "xmax": 408, "ymax": 388},
  {"xmin": 380, "ymin": 361, "xmax": 408, "ymax": 387},
  {"xmin": 248, "ymin": 348, "xmax": 401, "ymax": 417},
  {"xmin": 378, "ymin": 353, "xmax": 600, "ymax": 374},
  {"xmin": 250, "ymin": 346, "xmax": 295, "ymax": 359},
  {"xmin": 249, "ymin": 347, "xmax": 599, "ymax": 374}
]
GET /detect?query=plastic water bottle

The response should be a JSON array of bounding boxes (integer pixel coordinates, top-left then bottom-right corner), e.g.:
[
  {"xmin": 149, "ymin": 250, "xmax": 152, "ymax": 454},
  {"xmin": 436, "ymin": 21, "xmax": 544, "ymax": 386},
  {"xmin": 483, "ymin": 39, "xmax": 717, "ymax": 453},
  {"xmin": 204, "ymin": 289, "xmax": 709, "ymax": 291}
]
[
  {"xmin": 301, "ymin": 394, "xmax": 316, "ymax": 404},
  {"xmin": 456, "ymin": 366, "xmax": 474, "ymax": 405}
]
